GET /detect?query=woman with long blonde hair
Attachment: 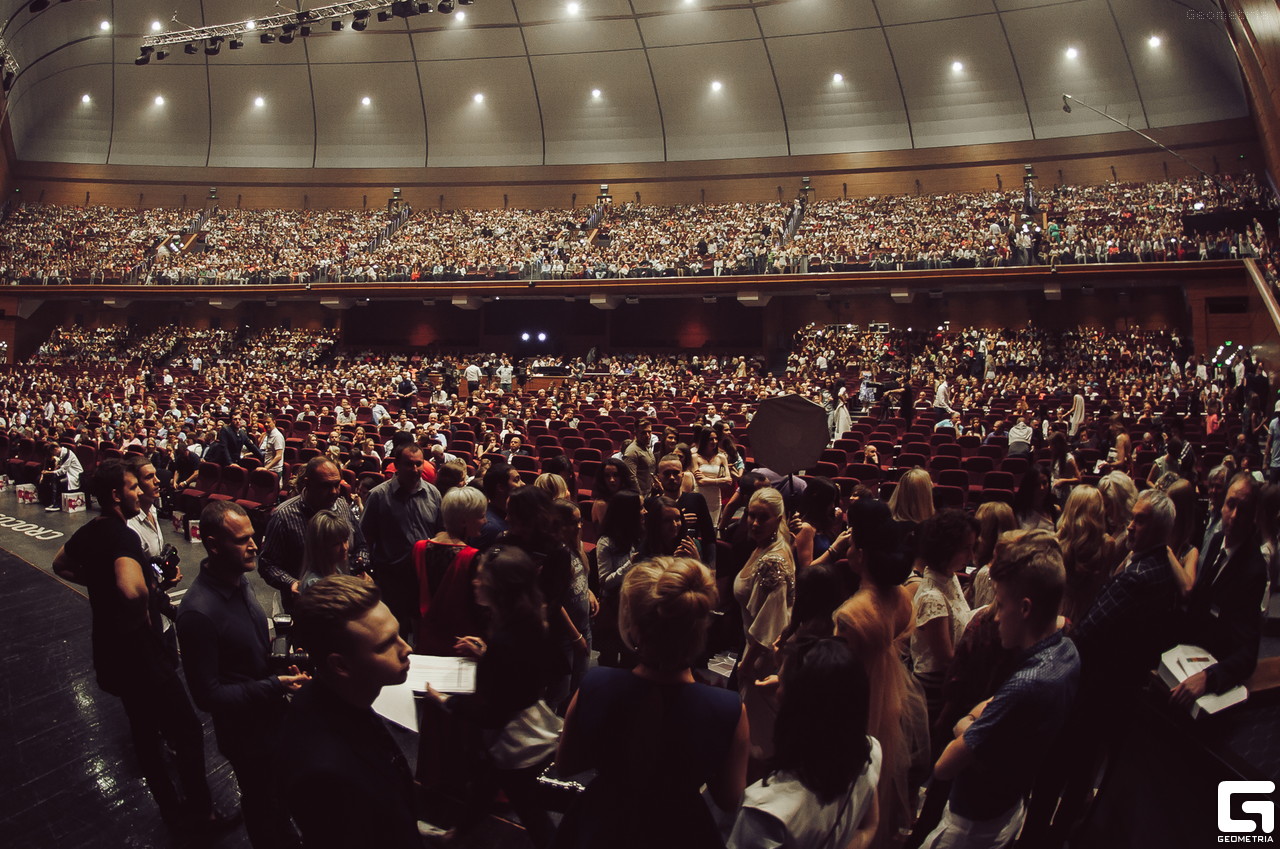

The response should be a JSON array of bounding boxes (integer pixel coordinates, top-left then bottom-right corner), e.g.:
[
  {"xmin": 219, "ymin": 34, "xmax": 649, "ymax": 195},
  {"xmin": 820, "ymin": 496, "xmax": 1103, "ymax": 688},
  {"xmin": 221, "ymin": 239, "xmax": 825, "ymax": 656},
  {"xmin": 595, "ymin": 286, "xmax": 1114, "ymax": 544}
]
[
  {"xmin": 967, "ymin": 501, "xmax": 1018, "ymax": 608},
  {"xmin": 1056, "ymin": 485, "xmax": 1121, "ymax": 621},
  {"xmin": 1097, "ymin": 471, "xmax": 1138, "ymax": 549}
]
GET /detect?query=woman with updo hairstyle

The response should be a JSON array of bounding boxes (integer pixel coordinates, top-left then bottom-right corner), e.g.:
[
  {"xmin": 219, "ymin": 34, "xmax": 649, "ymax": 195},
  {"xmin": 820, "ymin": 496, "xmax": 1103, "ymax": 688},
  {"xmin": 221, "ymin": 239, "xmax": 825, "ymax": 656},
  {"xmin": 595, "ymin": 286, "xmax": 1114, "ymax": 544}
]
[
  {"xmin": 735, "ymin": 486, "xmax": 797, "ymax": 762},
  {"xmin": 729, "ymin": 637, "xmax": 881, "ymax": 849},
  {"xmin": 553, "ymin": 557, "xmax": 749, "ymax": 849},
  {"xmin": 1097, "ymin": 470, "xmax": 1138, "ymax": 547}
]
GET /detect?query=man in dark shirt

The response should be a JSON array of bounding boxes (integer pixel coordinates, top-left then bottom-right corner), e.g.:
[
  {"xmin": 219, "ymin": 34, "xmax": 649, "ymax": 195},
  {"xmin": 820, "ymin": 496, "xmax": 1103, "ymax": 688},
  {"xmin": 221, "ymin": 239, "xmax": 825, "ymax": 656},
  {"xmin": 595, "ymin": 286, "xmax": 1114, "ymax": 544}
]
[
  {"xmin": 276, "ymin": 576, "xmax": 419, "ymax": 849},
  {"xmin": 260, "ymin": 456, "xmax": 369, "ymax": 612},
  {"xmin": 53, "ymin": 460, "xmax": 228, "ymax": 831},
  {"xmin": 656, "ymin": 453, "xmax": 716, "ymax": 569},
  {"xmin": 361, "ymin": 444, "xmax": 442, "ymax": 639},
  {"xmin": 219, "ymin": 413, "xmax": 258, "ymax": 467},
  {"xmin": 924, "ymin": 530, "xmax": 1080, "ymax": 849},
  {"xmin": 178, "ymin": 501, "xmax": 309, "ymax": 849},
  {"xmin": 1173, "ymin": 473, "xmax": 1267, "ymax": 706}
]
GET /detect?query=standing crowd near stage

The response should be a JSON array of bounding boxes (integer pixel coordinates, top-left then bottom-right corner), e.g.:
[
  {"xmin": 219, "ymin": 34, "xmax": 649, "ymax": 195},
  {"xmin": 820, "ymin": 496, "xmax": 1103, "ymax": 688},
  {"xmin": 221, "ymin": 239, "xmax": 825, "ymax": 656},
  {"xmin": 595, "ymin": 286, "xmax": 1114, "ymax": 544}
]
[
  {"xmin": 0, "ymin": 171, "xmax": 1275, "ymax": 285},
  {"xmin": 15, "ymin": 318, "xmax": 1279, "ymax": 849}
]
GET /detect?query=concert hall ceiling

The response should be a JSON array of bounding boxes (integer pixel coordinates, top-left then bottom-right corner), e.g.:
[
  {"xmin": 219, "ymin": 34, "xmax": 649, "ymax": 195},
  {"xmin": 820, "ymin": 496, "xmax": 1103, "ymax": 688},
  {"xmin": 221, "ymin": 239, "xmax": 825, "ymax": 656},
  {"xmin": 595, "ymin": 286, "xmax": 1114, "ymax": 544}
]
[{"xmin": 1, "ymin": 0, "xmax": 1250, "ymax": 169}]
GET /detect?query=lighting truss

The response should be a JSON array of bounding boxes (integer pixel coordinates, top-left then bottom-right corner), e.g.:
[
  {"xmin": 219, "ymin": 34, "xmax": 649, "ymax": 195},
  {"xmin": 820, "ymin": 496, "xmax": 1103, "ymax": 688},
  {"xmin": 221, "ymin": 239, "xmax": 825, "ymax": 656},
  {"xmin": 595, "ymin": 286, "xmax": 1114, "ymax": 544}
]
[{"xmin": 141, "ymin": 1, "xmax": 397, "ymax": 49}]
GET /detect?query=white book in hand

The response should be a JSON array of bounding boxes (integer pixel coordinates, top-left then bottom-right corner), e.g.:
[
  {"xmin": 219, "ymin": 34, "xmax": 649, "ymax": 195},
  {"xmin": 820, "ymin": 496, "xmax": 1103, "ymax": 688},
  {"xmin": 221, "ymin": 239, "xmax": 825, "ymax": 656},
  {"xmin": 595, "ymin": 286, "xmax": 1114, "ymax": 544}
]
[{"xmin": 1158, "ymin": 644, "xmax": 1248, "ymax": 718}]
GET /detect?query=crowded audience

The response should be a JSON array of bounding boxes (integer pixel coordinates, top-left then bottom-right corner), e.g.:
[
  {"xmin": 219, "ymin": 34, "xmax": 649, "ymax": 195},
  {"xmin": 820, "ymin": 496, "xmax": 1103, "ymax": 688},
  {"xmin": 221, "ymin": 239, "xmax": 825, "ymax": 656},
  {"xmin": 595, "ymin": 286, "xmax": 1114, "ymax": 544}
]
[{"xmin": 29, "ymin": 309, "xmax": 1280, "ymax": 849}]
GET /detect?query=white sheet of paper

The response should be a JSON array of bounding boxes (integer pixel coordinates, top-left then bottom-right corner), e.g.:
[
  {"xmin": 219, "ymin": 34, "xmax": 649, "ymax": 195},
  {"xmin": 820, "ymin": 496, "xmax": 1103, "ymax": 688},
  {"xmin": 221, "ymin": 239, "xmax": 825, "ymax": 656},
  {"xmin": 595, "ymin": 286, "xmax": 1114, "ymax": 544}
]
[{"xmin": 372, "ymin": 654, "xmax": 478, "ymax": 732}]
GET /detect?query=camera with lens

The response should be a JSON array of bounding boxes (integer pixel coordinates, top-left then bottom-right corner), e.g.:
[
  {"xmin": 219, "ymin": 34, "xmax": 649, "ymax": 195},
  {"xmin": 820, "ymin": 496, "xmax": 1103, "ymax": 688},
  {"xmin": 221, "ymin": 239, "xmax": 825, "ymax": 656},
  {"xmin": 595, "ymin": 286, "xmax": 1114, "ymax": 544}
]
[
  {"xmin": 151, "ymin": 544, "xmax": 181, "ymax": 586},
  {"xmin": 269, "ymin": 614, "xmax": 311, "ymax": 675}
]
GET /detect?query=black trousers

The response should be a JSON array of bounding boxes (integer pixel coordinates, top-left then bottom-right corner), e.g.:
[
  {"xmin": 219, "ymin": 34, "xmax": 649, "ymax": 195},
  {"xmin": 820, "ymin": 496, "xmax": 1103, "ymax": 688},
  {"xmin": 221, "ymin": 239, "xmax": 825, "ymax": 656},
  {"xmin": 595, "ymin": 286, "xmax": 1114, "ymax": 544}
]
[
  {"xmin": 116, "ymin": 667, "xmax": 212, "ymax": 819},
  {"xmin": 216, "ymin": 718, "xmax": 300, "ymax": 849},
  {"xmin": 38, "ymin": 476, "xmax": 71, "ymax": 508}
]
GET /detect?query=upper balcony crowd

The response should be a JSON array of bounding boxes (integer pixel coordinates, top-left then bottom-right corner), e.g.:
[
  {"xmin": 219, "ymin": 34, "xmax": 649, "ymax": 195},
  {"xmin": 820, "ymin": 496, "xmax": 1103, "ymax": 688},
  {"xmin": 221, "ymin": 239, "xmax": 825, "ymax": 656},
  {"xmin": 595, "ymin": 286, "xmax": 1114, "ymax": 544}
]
[{"xmin": 0, "ymin": 172, "xmax": 1274, "ymax": 287}]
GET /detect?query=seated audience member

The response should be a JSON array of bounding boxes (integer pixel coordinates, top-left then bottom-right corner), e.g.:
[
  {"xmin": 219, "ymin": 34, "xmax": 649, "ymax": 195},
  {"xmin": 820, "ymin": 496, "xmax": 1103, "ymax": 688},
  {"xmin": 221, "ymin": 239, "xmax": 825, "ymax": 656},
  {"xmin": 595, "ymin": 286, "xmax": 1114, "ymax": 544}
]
[
  {"xmin": 553, "ymin": 556, "xmax": 749, "ymax": 849},
  {"xmin": 422, "ymin": 547, "xmax": 556, "ymax": 848},
  {"xmin": 413, "ymin": 485, "xmax": 488, "ymax": 656},
  {"xmin": 39, "ymin": 441, "xmax": 84, "ymax": 511},
  {"xmin": 919, "ymin": 530, "xmax": 1080, "ymax": 849},
  {"xmin": 1172, "ymin": 473, "xmax": 1267, "ymax": 706},
  {"xmin": 729, "ymin": 637, "xmax": 881, "ymax": 849},
  {"xmin": 275, "ymin": 577, "xmax": 418, "ymax": 849}
]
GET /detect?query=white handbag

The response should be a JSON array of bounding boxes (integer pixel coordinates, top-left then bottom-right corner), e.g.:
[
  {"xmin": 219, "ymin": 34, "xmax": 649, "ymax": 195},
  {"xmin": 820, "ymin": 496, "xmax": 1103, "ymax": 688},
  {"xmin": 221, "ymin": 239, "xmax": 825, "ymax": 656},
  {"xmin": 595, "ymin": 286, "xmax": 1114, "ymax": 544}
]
[{"xmin": 487, "ymin": 699, "xmax": 563, "ymax": 770}]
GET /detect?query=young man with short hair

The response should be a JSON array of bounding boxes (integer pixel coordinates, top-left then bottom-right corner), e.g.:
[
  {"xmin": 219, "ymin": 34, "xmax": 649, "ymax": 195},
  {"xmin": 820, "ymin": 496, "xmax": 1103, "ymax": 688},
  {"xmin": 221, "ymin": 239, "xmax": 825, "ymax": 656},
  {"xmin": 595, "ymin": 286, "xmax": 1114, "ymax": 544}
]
[{"xmin": 921, "ymin": 530, "xmax": 1080, "ymax": 849}]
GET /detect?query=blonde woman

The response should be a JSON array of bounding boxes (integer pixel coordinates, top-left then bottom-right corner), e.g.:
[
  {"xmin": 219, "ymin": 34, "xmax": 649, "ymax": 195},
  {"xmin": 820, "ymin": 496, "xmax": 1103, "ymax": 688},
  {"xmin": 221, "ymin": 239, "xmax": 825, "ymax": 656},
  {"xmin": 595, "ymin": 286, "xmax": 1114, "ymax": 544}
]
[
  {"xmin": 533, "ymin": 472, "xmax": 570, "ymax": 501},
  {"xmin": 735, "ymin": 486, "xmax": 796, "ymax": 761},
  {"xmin": 298, "ymin": 509, "xmax": 356, "ymax": 593},
  {"xmin": 1056, "ymin": 485, "xmax": 1123, "ymax": 621},
  {"xmin": 968, "ymin": 501, "xmax": 1018, "ymax": 609},
  {"xmin": 1097, "ymin": 471, "xmax": 1138, "ymax": 553},
  {"xmin": 890, "ymin": 468, "xmax": 935, "ymax": 527}
]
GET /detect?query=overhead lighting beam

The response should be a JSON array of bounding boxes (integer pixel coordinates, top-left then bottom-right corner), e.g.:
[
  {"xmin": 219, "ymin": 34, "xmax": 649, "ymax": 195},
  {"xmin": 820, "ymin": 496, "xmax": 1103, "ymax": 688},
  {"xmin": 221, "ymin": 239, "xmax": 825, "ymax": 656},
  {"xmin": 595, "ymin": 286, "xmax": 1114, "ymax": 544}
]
[{"xmin": 139, "ymin": 1, "xmax": 420, "ymax": 49}]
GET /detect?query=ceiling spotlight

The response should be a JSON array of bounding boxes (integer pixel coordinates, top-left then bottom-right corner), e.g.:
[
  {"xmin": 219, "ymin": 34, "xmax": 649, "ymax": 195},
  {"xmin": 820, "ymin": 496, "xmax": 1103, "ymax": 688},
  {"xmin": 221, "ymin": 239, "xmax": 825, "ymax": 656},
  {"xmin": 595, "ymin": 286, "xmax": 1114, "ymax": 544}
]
[
  {"xmin": 951, "ymin": 60, "xmax": 963, "ymax": 72},
  {"xmin": 455, "ymin": 10, "xmax": 465, "ymax": 19},
  {"xmin": 832, "ymin": 72, "xmax": 843, "ymax": 83},
  {"xmin": 354, "ymin": 9, "xmax": 371, "ymax": 19},
  {"xmin": 151, "ymin": 20, "xmax": 162, "ymax": 32},
  {"xmin": 99, "ymin": 20, "xmax": 110, "ymax": 31},
  {"xmin": 352, "ymin": 18, "xmax": 367, "ymax": 30},
  {"xmin": 710, "ymin": 80, "xmax": 722, "ymax": 92},
  {"xmin": 155, "ymin": 49, "xmax": 169, "ymax": 60},
  {"xmin": 135, "ymin": 54, "xmax": 150, "ymax": 66},
  {"xmin": 591, "ymin": 88, "xmax": 601, "ymax": 98},
  {"xmin": 184, "ymin": 42, "xmax": 199, "ymax": 54},
  {"xmin": 245, "ymin": 20, "xmax": 257, "ymax": 30},
  {"xmin": 438, "ymin": 0, "xmax": 454, "ymax": 13},
  {"xmin": 567, "ymin": 1, "xmax": 580, "ymax": 13},
  {"xmin": 228, "ymin": 38, "xmax": 243, "ymax": 49},
  {"xmin": 473, "ymin": 92, "xmax": 484, "ymax": 103},
  {"xmin": 81, "ymin": 93, "xmax": 91, "ymax": 103},
  {"xmin": 361, "ymin": 96, "xmax": 371, "ymax": 106},
  {"xmin": 458, "ymin": 0, "xmax": 474, "ymax": 4},
  {"xmin": 521, "ymin": 332, "xmax": 530, "ymax": 342},
  {"xmin": 279, "ymin": 32, "xmax": 294, "ymax": 43},
  {"xmin": 332, "ymin": 20, "xmax": 344, "ymax": 31},
  {"xmin": 254, "ymin": 96, "xmax": 265, "ymax": 107},
  {"xmin": 353, "ymin": 9, "xmax": 370, "ymax": 29},
  {"xmin": 391, "ymin": 0, "xmax": 419, "ymax": 15},
  {"xmin": 1064, "ymin": 46, "xmax": 1078, "ymax": 59},
  {"xmin": 29, "ymin": 0, "xmax": 50, "ymax": 13},
  {"xmin": 205, "ymin": 37, "xmax": 222, "ymax": 56},
  {"xmin": 377, "ymin": 10, "xmax": 393, "ymax": 21},
  {"xmin": 260, "ymin": 32, "xmax": 276, "ymax": 44},
  {"xmin": 416, "ymin": 2, "xmax": 435, "ymax": 11},
  {"xmin": 154, "ymin": 95, "xmax": 165, "ymax": 106},
  {"xmin": 299, "ymin": 24, "xmax": 311, "ymax": 36},
  {"xmin": 537, "ymin": 332, "xmax": 547, "ymax": 342},
  {"xmin": 1148, "ymin": 35, "xmax": 1161, "ymax": 47}
]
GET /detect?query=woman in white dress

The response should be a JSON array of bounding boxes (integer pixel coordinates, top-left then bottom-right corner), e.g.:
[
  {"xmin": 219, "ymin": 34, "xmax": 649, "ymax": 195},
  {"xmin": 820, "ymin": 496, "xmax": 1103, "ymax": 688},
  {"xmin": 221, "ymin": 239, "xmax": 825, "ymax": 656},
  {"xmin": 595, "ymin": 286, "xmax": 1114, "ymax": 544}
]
[
  {"xmin": 909, "ymin": 509, "xmax": 975, "ymax": 733},
  {"xmin": 693, "ymin": 429, "xmax": 733, "ymax": 525},
  {"xmin": 830, "ymin": 380, "xmax": 853, "ymax": 443}
]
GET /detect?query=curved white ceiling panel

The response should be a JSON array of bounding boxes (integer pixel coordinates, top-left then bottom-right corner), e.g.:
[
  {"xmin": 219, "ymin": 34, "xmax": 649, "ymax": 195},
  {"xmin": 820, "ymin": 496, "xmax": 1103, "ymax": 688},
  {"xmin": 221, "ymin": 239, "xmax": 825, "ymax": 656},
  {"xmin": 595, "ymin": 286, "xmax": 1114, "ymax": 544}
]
[{"xmin": 0, "ymin": 0, "xmax": 1251, "ymax": 168}]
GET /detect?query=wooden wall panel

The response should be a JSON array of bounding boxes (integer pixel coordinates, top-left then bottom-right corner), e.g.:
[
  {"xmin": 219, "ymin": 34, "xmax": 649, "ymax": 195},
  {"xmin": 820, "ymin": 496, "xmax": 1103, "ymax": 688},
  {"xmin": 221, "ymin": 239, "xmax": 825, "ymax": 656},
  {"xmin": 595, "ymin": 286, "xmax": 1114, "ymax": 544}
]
[
  {"xmin": 11, "ymin": 118, "xmax": 1261, "ymax": 210},
  {"xmin": 1222, "ymin": 1, "xmax": 1280, "ymax": 192}
]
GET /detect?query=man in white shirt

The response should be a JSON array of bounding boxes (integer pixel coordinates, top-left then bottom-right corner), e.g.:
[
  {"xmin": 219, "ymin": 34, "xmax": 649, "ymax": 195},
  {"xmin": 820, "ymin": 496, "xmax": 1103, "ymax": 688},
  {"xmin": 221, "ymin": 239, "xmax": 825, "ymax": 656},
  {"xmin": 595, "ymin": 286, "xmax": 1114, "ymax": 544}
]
[
  {"xmin": 40, "ymin": 442, "xmax": 83, "ymax": 512},
  {"xmin": 260, "ymin": 416, "xmax": 285, "ymax": 475}
]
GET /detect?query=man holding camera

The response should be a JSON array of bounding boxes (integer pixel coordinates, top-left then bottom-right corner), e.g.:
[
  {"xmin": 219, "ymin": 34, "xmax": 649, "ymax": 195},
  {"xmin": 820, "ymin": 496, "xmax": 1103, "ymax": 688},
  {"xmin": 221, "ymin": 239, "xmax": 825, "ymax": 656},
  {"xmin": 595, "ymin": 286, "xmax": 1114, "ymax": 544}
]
[
  {"xmin": 177, "ymin": 501, "xmax": 309, "ymax": 849},
  {"xmin": 53, "ymin": 460, "xmax": 230, "ymax": 832}
]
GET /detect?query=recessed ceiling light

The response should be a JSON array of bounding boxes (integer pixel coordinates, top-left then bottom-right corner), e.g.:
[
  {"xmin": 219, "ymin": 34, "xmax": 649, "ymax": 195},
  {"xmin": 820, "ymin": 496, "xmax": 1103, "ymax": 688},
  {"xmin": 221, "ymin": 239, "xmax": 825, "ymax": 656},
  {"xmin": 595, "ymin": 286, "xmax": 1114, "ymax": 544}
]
[
  {"xmin": 591, "ymin": 88, "xmax": 601, "ymax": 98},
  {"xmin": 951, "ymin": 61, "xmax": 963, "ymax": 72},
  {"xmin": 567, "ymin": 1, "xmax": 580, "ymax": 13},
  {"xmin": 1065, "ymin": 46, "xmax": 1078, "ymax": 59},
  {"xmin": 1148, "ymin": 35, "xmax": 1161, "ymax": 47},
  {"xmin": 154, "ymin": 95, "xmax": 165, "ymax": 106},
  {"xmin": 81, "ymin": 93, "xmax": 91, "ymax": 103},
  {"xmin": 361, "ymin": 96, "xmax": 371, "ymax": 106},
  {"xmin": 150, "ymin": 20, "xmax": 162, "ymax": 32},
  {"xmin": 254, "ymin": 96, "xmax": 265, "ymax": 107},
  {"xmin": 711, "ymin": 80, "xmax": 722, "ymax": 92},
  {"xmin": 832, "ymin": 72, "xmax": 843, "ymax": 83},
  {"xmin": 474, "ymin": 92, "xmax": 485, "ymax": 103},
  {"xmin": 99, "ymin": 20, "xmax": 110, "ymax": 31}
]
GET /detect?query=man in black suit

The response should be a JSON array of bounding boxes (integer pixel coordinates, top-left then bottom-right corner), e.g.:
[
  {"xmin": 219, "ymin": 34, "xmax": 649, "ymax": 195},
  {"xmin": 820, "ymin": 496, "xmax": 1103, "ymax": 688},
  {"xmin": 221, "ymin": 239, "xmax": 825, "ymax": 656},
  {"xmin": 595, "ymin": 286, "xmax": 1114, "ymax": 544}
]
[
  {"xmin": 1172, "ymin": 473, "xmax": 1268, "ymax": 706},
  {"xmin": 218, "ymin": 413, "xmax": 258, "ymax": 467}
]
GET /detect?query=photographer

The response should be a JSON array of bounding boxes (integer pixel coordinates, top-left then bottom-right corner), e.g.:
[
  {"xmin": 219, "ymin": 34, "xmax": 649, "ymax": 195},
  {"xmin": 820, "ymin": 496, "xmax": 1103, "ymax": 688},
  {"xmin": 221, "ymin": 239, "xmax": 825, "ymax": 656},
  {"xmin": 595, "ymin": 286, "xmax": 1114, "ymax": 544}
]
[
  {"xmin": 52, "ymin": 460, "xmax": 230, "ymax": 832},
  {"xmin": 125, "ymin": 456, "xmax": 181, "ymax": 647},
  {"xmin": 39, "ymin": 441, "xmax": 82, "ymax": 512},
  {"xmin": 177, "ymin": 501, "xmax": 309, "ymax": 849}
]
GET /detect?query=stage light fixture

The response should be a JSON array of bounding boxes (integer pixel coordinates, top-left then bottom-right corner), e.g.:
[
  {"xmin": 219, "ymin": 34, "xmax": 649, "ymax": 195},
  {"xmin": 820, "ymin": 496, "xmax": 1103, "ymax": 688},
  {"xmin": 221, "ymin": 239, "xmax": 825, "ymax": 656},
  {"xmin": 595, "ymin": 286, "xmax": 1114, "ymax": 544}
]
[
  {"xmin": 184, "ymin": 42, "xmax": 199, "ymax": 54},
  {"xmin": 392, "ymin": 0, "xmax": 419, "ymax": 16},
  {"xmin": 458, "ymin": 0, "xmax": 474, "ymax": 4},
  {"xmin": 3, "ymin": 71, "xmax": 15, "ymax": 91},
  {"xmin": 417, "ymin": 2, "xmax": 435, "ymax": 12},
  {"xmin": 155, "ymin": 49, "xmax": 169, "ymax": 60},
  {"xmin": 377, "ymin": 10, "xmax": 392, "ymax": 21},
  {"xmin": 521, "ymin": 332, "xmax": 530, "ymax": 342},
  {"xmin": 205, "ymin": 37, "xmax": 222, "ymax": 55},
  {"xmin": 299, "ymin": 24, "xmax": 311, "ymax": 36},
  {"xmin": 260, "ymin": 32, "xmax": 276, "ymax": 43},
  {"xmin": 352, "ymin": 18, "xmax": 367, "ymax": 30},
  {"xmin": 228, "ymin": 38, "xmax": 243, "ymax": 49},
  {"xmin": 279, "ymin": 32, "xmax": 294, "ymax": 43},
  {"xmin": 438, "ymin": 0, "xmax": 454, "ymax": 13},
  {"xmin": 332, "ymin": 20, "xmax": 343, "ymax": 31}
]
